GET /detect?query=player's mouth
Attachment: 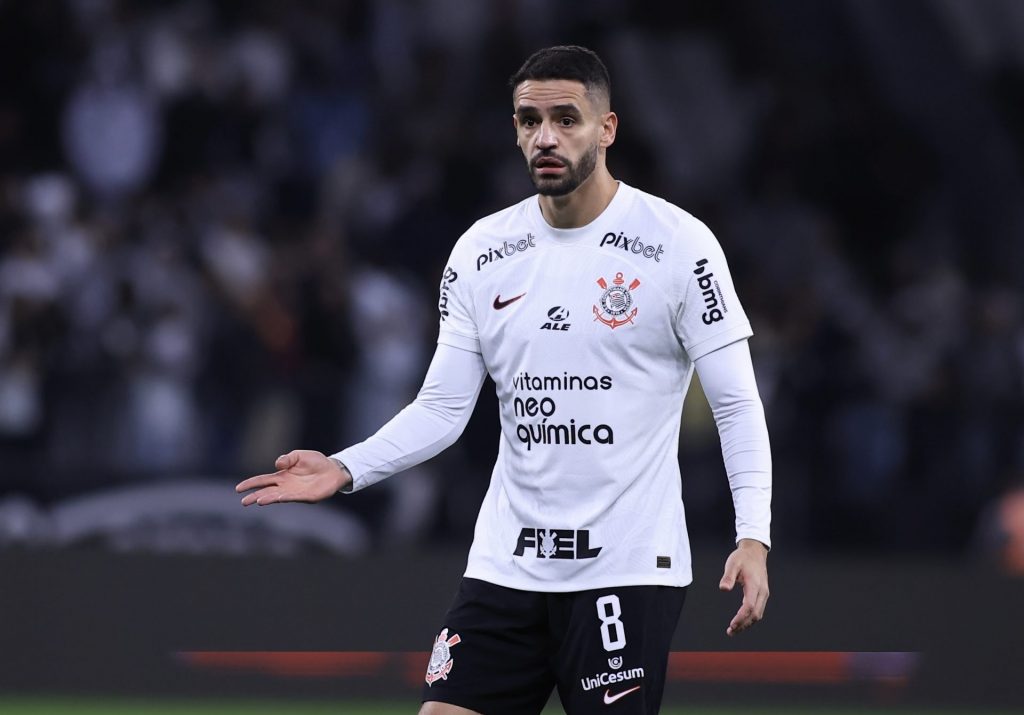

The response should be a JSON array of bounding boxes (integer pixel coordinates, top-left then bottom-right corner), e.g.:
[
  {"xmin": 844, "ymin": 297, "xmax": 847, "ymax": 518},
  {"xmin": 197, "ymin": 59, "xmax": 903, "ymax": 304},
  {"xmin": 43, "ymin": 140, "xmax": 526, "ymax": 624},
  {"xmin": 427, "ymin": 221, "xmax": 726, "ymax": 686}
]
[{"xmin": 533, "ymin": 155, "xmax": 568, "ymax": 176}]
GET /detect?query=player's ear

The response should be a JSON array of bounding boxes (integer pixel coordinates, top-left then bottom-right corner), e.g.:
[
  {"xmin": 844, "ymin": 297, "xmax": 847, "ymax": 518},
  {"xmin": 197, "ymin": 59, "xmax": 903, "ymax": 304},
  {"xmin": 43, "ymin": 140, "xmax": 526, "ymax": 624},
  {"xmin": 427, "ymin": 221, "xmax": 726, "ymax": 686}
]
[
  {"xmin": 600, "ymin": 111, "xmax": 617, "ymax": 148},
  {"xmin": 512, "ymin": 114, "xmax": 520, "ymax": 145}
]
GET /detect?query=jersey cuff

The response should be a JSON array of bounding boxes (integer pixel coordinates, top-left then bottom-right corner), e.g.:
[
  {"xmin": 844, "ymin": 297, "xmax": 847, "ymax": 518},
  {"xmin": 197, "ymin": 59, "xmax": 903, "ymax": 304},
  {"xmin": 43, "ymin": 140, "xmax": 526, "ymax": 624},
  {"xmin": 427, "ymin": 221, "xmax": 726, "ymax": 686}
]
[
  {"xmin": 736, "ymin": 532, "xmax": 771, "ymax": 550},
  {"xmin": 330, "ymin": 447, "xmax": 369, "ymax": 492},
  {"xmin": 685, "ymin": 323, "xmax": 753, "ymax": 362}
]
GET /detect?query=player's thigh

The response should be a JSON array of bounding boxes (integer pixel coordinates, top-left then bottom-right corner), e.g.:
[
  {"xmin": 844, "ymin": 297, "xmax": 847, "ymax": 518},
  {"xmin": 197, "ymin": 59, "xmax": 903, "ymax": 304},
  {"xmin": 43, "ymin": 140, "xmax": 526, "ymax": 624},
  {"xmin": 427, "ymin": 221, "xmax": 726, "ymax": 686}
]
[
  {"xmin": 418, "ymin": 703, "xmax": 481, "ymax": 715},
  {"xmin": 551, "ymin": 585, "xmax": 687, "ymax": 715},
  {"xmin": 421, "ymin": 577, "xmax": 555, "ymax": 715}
]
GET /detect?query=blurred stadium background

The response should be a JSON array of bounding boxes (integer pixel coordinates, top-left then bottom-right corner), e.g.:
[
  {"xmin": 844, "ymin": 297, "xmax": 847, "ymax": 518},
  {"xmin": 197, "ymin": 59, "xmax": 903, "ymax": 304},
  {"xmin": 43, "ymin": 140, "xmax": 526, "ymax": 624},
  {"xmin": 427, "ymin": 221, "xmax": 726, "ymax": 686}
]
[{"xmin": 1, "ymin": 0, "xmax": 1023, "ymax": 712}]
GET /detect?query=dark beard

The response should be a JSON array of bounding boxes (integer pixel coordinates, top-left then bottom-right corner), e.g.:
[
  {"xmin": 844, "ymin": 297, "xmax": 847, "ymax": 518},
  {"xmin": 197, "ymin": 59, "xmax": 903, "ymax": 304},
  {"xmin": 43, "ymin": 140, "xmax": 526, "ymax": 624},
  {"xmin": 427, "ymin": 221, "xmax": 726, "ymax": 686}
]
[{"xmin": 530, "ymin": 143, "xmax": 599, "ymax": 197}]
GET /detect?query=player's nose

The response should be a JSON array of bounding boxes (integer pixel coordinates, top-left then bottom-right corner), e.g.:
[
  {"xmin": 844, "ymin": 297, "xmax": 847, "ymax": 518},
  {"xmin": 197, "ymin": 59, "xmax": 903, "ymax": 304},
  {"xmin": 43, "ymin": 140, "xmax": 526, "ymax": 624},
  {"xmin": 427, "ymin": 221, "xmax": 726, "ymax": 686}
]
[{"xmin": 536, "ymin": 120, "xmax": 558, "ymax": 148}]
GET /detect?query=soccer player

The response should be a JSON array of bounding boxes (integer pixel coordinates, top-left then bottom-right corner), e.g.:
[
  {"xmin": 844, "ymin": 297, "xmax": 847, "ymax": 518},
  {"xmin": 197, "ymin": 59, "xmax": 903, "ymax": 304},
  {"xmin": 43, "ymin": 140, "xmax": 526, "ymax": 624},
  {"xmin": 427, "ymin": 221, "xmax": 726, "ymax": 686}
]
[{"xmin": 236, "ymin": 45, "xmax": 771, "ymax": 715}]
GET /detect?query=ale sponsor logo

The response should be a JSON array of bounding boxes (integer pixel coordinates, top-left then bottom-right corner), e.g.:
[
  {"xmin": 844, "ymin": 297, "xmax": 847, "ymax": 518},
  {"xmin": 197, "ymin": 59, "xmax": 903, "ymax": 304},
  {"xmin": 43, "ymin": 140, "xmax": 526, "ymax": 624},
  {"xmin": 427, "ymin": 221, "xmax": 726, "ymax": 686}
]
[{"xmin": 540, "ymin": 305, "xmax": 571, "ymax": 331}]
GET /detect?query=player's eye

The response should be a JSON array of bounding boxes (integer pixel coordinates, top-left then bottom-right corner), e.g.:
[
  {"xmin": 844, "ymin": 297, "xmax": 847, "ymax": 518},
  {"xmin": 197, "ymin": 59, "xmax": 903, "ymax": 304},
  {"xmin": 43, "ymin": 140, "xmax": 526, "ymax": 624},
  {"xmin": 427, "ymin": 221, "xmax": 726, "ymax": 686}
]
[
  {"xmin": 560, "ymin": 117, "xmax": 576, "ymax": 127},
  {"xmin": 522, "ymin": 118, "xmax": 538, "ymax": 128}
]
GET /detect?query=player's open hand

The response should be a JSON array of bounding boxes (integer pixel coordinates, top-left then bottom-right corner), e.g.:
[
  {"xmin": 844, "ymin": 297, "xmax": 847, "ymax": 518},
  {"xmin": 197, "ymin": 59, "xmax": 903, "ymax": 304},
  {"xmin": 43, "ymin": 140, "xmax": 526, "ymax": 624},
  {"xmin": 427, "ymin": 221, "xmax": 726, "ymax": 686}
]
[
  {"xmin": 235, "ymin": 450, "xmax": 350, "ymax": 506},
  {"xmin": 718, "ymin": 538, "xmax": 769, "ymax": 637}
]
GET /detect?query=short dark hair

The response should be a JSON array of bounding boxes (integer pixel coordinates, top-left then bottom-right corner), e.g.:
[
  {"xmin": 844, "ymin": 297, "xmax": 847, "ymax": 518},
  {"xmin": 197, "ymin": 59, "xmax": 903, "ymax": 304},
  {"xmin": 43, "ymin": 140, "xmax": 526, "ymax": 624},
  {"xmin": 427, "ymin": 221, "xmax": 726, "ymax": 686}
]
[{"xmin": 509, "ymin": 45, "xmax": 611, "ymax": 106}]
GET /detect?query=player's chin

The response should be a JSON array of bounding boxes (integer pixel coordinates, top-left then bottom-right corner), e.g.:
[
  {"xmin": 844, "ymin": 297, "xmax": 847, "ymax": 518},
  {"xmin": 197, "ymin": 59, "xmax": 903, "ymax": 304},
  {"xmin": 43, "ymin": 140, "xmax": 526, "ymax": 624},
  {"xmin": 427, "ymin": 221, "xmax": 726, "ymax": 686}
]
[{"xmin": 534, "ymin": 176, "xmax": 575, "ymax": 197}]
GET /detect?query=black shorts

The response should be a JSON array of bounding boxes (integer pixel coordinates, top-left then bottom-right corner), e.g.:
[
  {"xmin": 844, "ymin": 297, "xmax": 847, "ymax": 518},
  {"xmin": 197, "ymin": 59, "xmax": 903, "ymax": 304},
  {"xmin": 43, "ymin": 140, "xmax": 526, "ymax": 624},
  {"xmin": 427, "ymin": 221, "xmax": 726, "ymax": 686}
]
[{"xmin": 421, "ymin": 577, "xmax": 687, "ymax": 715}]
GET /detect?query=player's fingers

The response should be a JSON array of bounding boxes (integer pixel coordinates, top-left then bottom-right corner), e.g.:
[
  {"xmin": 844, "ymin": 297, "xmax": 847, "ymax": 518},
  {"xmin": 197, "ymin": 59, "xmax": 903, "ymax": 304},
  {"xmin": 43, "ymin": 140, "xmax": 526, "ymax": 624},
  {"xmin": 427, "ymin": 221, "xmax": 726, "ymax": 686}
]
[
  {"xmin": 719, "ymin": 561, "xmax": 739, "ymax": 591},
  {"xmin": 275, "ymin": 451, "xmax": 299, "ymax": 471},
  {"xmin": 737, "ymin": 600, "xmax": 754, "ymax": 621},
  {"xmin": 727, "ymin": 601, "xmax": 754, "ymax": 636},
  {"xmin": 254, "ymin": 489, "xmax": 284, "ymax": 506},
  {"xmin": 741, "ymin": 580, "xmax": 765, "ymax": 621},
  {"xmin": 236, "ymin": 473, "xmax": 281, "ymax": 493},
  {"xmin": 240, "ymin": 490, "xmax": 266, "ymax": 506},
  {"xmin": 733, "ymin": 584, "xmax": 769, "ymax": 636},
  {"xmin": 754, "ymin": 583, "xmax": 770, "ymax": 619}
]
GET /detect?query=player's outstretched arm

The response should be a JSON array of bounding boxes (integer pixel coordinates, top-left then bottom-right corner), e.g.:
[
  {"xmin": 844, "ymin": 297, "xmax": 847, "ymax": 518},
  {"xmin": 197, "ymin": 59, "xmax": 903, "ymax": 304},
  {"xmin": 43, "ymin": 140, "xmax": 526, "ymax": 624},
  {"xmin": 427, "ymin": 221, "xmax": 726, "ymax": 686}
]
[
  {"xmin": 236, "ymin": 450, "xmax": 351, "ymax": 506},
  {"xmin": 693, "ymin": 339, "xmax": 772, "ymax": 637},
  {"xmin": 719, "ymin": 538, "xmax": 769, "ymax": 636}
]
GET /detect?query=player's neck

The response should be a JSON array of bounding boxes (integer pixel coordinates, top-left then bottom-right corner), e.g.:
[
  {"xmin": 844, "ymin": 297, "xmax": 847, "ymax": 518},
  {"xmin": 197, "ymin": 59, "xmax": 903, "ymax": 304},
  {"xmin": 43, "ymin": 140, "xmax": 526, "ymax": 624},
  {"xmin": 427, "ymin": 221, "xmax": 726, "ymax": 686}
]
[{"xmin": 538, "ymin": 167, "xmax": 618, "ymax": 230}]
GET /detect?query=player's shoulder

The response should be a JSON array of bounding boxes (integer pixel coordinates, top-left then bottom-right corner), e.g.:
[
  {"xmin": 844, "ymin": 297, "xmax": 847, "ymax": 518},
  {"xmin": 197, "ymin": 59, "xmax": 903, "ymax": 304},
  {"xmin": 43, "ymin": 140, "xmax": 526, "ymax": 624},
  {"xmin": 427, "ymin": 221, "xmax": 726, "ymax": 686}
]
[
  {"xmin": 441, "ymin": 196, "xmax": 535, "ymax": 275},
  {"xmin": 626, "ymin": 184, "xmax": 717, "ymax": 246},
  {"xmin": 472, "ymin": 195, "xmax": 535, "ymax": 234},
  {"xmin": 449, "ymin": 196, "xmax": 535, "ymax": 257}
]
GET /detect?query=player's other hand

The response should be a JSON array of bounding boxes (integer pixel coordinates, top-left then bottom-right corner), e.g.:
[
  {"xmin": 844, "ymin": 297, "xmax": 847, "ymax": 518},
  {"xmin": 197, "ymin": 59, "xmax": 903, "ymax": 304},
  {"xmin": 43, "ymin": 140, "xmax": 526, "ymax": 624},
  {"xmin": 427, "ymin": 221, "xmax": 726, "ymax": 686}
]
[
  {"xmin": 235, "ymin": 450, "xmax": 351, "ymax": 506},
  {"xmin": 718, "ymin": 538, "xmax": 769, "ymax": 637}
]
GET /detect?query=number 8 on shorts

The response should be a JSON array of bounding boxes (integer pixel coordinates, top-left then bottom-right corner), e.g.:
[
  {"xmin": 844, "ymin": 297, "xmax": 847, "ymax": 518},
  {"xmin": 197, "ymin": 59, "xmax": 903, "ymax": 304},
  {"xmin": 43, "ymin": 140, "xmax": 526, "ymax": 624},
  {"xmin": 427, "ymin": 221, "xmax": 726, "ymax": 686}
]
[{"xmin": 595, "ymin": 594, "xmax": 626, "ymax": 651}]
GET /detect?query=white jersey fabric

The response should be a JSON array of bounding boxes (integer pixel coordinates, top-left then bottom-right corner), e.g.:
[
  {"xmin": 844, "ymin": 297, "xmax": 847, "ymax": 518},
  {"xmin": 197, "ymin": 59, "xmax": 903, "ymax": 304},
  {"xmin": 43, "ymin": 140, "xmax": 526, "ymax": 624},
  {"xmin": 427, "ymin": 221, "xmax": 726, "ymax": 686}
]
[{"xmin": 337, "ymin": 182, "xmax": 770, "ymax": 591}]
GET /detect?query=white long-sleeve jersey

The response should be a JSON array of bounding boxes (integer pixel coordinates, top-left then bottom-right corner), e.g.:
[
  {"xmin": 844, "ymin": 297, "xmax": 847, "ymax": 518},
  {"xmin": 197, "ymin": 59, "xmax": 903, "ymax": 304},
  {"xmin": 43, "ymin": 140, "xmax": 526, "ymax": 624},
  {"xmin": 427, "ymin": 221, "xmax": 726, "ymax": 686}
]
[{"xmin": 336, "ymin": 182, "xmax": 771, "ymax": 591}]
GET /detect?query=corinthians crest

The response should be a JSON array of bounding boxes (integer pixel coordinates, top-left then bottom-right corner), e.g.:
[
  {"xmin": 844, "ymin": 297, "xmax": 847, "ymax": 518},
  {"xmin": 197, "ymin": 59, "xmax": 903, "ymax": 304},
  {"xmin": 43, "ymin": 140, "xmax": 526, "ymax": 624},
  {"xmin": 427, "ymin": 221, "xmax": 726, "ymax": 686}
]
[
  {"xmin": 425, "ymin": 628, "xmax": 461, "ymax": 686},
  {"xmin": 594, "ymin": 272, "xmax": 641, "ymax": 329}
]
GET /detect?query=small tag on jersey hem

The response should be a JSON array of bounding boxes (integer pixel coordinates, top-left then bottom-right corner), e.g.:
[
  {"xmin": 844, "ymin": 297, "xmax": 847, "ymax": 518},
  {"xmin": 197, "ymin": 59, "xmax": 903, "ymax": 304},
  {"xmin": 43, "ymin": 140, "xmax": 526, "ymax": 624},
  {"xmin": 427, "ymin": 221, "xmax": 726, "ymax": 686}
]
[{"xmin": 656, "ymin": 556, "xmax": 671, "ymax": 568}]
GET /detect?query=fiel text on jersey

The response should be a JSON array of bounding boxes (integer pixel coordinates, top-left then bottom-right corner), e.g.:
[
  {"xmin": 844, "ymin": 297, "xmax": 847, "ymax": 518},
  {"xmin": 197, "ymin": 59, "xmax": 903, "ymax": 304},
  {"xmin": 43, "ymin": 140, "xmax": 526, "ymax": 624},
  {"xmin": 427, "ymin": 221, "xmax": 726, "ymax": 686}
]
[{"xmin": 513, "ymin": 528, "xmax": 602, "ymax": 559}]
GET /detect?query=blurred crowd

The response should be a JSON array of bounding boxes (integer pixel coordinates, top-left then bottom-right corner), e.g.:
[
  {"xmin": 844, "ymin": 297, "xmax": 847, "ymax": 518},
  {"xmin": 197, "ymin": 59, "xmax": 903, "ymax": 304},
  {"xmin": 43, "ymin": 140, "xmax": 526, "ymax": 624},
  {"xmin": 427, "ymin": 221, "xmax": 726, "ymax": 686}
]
[{"xmin": 1, "ymin": 0, "xmax": 1023, "ymax": 554}]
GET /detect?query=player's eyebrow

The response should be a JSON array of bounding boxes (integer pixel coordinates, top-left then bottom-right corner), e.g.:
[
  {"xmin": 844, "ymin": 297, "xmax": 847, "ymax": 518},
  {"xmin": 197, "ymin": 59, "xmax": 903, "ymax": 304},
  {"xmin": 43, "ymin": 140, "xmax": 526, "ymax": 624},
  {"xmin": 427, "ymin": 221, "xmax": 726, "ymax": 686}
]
[
  {"xmin": 515, "ymin": 104, "xmax": 584, "ymax": 121},
  {"xmin": 549, "ymin": 104, "xmax": 583, "ymax": 118}
]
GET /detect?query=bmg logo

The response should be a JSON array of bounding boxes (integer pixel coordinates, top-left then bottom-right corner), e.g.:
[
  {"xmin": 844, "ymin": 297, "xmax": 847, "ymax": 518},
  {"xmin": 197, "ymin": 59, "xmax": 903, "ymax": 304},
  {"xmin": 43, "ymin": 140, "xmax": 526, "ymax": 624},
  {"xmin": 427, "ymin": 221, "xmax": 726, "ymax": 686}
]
[
  {"xmin": 438, "ymin": 266, "xmax": 458, "ymax": 321},
  {"xmin": 693, "ymin": 258, "xmax": 726, "ymax": 324}
]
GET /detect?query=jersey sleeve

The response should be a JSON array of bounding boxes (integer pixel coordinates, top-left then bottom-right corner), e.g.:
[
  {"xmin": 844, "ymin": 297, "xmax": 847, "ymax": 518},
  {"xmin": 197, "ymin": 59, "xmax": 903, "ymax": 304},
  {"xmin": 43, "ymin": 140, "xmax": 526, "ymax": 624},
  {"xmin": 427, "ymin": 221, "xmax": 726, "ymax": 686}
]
[
  {"xmin": 694, "ymin": 340, "xmax": 772, "ymax": 548},
  {"xmin": 331, "ymin": 342, "xmax": 487, "ymax": 492},
  {"xmin": 436, "ymin": 238, "xmax": 481, "ymax": 354},
  {"xmin": 674, "ymin": 218, "xmax": 753, "ymax": 361}
]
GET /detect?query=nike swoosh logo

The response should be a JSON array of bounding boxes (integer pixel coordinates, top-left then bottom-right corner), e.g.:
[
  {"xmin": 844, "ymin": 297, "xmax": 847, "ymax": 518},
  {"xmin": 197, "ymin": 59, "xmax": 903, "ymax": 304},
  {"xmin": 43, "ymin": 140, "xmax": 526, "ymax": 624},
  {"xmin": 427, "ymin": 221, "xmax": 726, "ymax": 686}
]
[
  {"xmin": 493, "ymin": 293, "xmax": 526, "ymax": 309},
  {"xmin": 603, "ymin": 686, "xmax": 641, "ymax": 705}
]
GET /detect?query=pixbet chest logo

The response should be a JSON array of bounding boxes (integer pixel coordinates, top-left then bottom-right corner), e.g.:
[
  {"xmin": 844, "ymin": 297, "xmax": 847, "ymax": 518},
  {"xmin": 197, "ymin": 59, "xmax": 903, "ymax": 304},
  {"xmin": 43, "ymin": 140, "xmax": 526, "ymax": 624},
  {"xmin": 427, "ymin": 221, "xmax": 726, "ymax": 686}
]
[
  {"xmin": 476, "ymin": 233, "xmax": 536, "ymax": 271},
  {"xmin": 599, "ymin": 231, "xmax": 665, "ymax": 262},
  {"xmin": 593, "ymin": 272, "xmax": 640, "ymax": 329}
]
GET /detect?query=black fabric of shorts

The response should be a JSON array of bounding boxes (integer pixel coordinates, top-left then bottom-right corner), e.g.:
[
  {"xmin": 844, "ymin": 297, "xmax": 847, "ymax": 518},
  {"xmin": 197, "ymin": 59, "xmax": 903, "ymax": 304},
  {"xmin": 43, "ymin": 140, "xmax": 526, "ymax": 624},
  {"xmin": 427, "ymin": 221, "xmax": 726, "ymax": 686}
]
[{"xmin": 420, "ymin": 577, "xmax": 687, "ymax": 715}]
